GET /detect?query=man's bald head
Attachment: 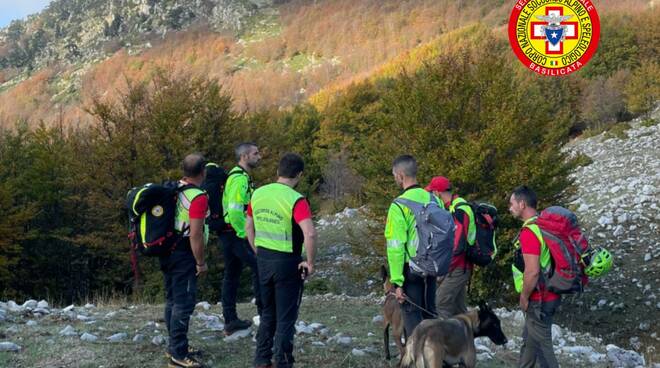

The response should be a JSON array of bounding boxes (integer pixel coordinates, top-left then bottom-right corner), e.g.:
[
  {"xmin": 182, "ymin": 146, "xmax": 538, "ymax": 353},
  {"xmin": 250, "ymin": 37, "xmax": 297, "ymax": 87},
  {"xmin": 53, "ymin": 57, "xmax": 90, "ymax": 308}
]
[{"xmin": 182, "ymin": 153, "xmax": 206, "ymax": 178}]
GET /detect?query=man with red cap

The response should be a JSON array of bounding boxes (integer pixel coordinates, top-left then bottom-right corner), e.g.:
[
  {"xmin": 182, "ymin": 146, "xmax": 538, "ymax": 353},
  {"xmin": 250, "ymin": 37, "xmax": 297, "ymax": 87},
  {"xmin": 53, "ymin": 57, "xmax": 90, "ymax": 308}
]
[{"xmin": 426, "ymin": 176, "xmax": 476, "ymax": 318}]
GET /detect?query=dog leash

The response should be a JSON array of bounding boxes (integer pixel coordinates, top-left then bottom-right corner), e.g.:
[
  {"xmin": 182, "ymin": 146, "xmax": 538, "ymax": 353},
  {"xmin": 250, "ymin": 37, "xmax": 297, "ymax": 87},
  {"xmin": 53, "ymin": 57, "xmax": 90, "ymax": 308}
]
[{"xmin": 387, "ymin": 291, "xmax": 438, "ymax": 318}]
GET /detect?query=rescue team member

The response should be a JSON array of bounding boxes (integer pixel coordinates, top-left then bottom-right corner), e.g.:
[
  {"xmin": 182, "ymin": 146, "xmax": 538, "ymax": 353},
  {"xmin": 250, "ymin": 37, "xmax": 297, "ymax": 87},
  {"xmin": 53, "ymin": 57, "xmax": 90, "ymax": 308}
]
[
  {"xmin": 426, "ymin": 176, "xmax": 475, "ymax": 318},
  {"xmin": 220, "ymin": 142, "xmax": 262, "ymax": 334},
  {"xmin": 164, "ymin": 153, "xmax": 208, "ymax": 368},
  {"xmin": 509, "ymin": 186, "xmax": 560, "ymax": 368},
  {"xmin": 246, "ymin": 153, "xmax": 316, "ymax": 368},
  {"xmin": 385, "ymin": 155, "xmax": 438, "ymax": 338}
]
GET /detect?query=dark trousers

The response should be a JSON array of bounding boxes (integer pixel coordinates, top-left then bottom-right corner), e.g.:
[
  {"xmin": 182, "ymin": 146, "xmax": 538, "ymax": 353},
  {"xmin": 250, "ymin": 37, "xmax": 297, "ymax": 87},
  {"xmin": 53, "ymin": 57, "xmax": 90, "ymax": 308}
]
[
  {"xmin": 219, "ymin": 230, "xmax": 262, "ymax": 322},
  {"xmin": 519, "ymin": 299, "xmax": 561, "ymax": 368},
  {"xmin": 401, "ymin": 265, "xmax": 437, "ymax": 338},
  {"xmin": 254, "ymin": 250, "xmax": 304, "ymax": 368},
  {"xmin": 160, "ymin": 245, "xmax": 197, "ymax": 360}
]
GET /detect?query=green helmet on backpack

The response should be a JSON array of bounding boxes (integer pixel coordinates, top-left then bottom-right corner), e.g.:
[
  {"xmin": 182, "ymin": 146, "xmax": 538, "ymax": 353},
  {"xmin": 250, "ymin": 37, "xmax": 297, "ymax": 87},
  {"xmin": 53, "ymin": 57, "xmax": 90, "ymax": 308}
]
[{"xmin": 584, "ymin": 248, "xmax": 613, "ymax": 278}]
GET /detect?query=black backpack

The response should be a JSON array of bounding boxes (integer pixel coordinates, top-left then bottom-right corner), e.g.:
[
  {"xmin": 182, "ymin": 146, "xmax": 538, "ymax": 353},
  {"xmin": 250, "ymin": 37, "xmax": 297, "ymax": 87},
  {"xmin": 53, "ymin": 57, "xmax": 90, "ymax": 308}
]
[
  {"xmin": 126, "ymin": 181, "xmax": 192, "ymax": 257},
  {"xmin": 201, "ymin": 163, "xmax": 228, "ymax": 232},
  {"xmin": 454, "ymin": 202, "xmax": 499, "ymax": 267}
]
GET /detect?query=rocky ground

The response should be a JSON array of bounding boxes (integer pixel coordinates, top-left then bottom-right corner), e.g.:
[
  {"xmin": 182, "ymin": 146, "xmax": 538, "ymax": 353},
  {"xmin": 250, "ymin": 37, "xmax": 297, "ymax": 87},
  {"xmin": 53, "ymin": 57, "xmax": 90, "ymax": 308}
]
[
  {"xmin": 561, "ymin": 108, "xmax": 660, "ymax": 363},
  {"xmin": 0, "ymin": 295, "xmax": 650, "ymax": 367}
]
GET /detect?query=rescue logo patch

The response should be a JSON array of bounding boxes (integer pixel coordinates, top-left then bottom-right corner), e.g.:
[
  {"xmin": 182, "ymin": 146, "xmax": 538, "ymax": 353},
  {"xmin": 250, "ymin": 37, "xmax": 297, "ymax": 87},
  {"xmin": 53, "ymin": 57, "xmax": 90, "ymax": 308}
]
[
  {"xmin": 508, "ymin": 0, "xmax": 600, "ymax": 76},
  {"xmin": 151, "ymin": 205, "xmax": 164, "ymax": 217}
]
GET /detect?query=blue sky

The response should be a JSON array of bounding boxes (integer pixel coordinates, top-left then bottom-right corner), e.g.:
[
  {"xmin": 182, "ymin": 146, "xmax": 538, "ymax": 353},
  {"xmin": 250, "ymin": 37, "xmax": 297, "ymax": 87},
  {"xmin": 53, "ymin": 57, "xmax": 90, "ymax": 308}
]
[{"xmin": 0, "ymin": 0, "xmax": 53, "ymax": 28}]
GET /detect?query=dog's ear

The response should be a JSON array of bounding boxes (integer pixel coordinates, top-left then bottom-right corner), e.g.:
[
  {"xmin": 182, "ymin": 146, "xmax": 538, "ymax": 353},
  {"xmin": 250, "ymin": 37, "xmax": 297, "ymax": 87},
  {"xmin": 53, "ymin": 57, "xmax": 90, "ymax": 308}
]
[{"xmin": 380, "ymin": 265, "xmax": 388, "ymax": 282}]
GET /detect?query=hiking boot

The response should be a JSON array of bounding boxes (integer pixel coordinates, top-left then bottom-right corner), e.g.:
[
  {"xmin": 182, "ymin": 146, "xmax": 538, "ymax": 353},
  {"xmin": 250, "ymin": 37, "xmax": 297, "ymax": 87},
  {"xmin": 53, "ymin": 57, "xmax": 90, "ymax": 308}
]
[
  {"xmin": 224, "ymin": 319, "xmax": 252, "ymax": 335},
  {"xmin": 168, "ymin": 356, "xmax": 203, "ymax": 368},
  {"xmin": 165, "ymin": 347, "xmax": 202, "ymax": 359}
]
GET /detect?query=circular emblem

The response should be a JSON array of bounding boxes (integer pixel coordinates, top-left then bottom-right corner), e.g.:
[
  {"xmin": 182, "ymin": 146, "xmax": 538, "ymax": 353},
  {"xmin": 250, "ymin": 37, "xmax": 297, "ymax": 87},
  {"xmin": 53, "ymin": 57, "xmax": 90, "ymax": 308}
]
[
  {"xmin": 508, "ymin": 0, "xmax": 600, "ymax": 76},
  {"xmin": 151, "ymin": 205, "xmax": 164, "ymax": 217}
]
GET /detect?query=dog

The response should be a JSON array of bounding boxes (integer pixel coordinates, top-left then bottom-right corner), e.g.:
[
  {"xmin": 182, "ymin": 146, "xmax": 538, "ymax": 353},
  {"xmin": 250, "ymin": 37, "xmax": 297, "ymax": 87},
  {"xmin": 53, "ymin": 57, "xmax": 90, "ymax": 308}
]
[
  {"xmin": 400, "ymin": 302, "xmax": 508, "ymax": 368},
  {"xmin": 381, "ymin": 265, "xmax": 405, "ymax": 361}
]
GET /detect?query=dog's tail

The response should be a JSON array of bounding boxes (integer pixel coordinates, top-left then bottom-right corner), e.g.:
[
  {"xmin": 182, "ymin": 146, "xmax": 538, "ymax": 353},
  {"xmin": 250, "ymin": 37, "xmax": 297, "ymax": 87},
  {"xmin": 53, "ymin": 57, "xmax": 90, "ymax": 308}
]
[{"xmin": 399, "ymin": 337, "xmax": 414, "ymax": 368}]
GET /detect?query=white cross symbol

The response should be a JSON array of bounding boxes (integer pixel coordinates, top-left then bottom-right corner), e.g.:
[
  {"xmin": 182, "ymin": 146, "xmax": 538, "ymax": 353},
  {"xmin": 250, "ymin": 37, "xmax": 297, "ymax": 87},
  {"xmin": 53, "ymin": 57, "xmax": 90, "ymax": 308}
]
[{"xmin": 530, "ymin": 7, "xmax": 579, "ymax": 54}]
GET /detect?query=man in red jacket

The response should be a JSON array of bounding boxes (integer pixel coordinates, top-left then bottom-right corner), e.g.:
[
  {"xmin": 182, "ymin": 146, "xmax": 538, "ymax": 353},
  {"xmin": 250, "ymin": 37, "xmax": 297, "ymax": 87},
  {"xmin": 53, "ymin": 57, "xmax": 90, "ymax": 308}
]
[{"xmin": 426, "ymin": 176, "xmax": 474, "ymax": 318}]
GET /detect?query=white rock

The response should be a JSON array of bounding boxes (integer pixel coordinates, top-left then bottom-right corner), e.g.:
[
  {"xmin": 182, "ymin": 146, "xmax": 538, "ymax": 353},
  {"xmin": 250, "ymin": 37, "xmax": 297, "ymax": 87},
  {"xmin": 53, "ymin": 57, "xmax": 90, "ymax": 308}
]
[
  {"xmin": 475, "ymin": 343, "xmax": 491, "ymax": 354},
  {"xmin": 0, "ymin": 342, "xmax": 21, "ymax": 352},
  {"xmin": 295, "ymin": 321, "xmax": 314, "ymax": 334},
  {"xmin": 36, "ymin": 300, "xmax": 49, "ymax": 309},
  {"xmin": 152, "ymin": 335, "xmax": 166, "ymax": 345},
  {"xmin": 613, "ymin": 225, "xmax": 624, "ymax": 237},
  {"xmin": 21, "ymin": 300, "xmax": 37, "ymax": 309},
  {"xmin": 372, "ymin": 315, "xmax": 384, "ymax": 324},
  {"xmin": 617, "ymin": 213, "xmax": 628, "ymax": 224},
  {"xmin": 253, "ymin": 315, "xmax": 260, "ymax": 327},
  {"xmin": 80, "ymin": 333, "xmax": 98, "ymax": 342},
  {"xmin": 644, "ymin": 253, "xmax": 652, "ymax": 262},
  {"xmin": 476, "ymin": 352, "xmax": 493, "ymax": 361},
  {"xmin": 588, "ymin": 352, "xmax": 607, "ymax": 363},
  {"xmin": 77, "ymin": 314, "xmax": 92, "ymax": 321},
  {"xmin": 105, "ymin": 311, "xmax": 118, "ymax": 319},
  {"xmin": 333, "ymin": 334, "xmax": 352, "ymax": 345},
  {"xmin": 551, "ymin": 324, "xmax": 562, "ymax": 340},
  {"xmin": 639, "ymin": 322, "xmax": 650, "ymax": 331},
  {"xmin": 606, "ymin": 344, "xmax": 645, "ymax": 367},
  {"xmin": 26, "ymin": 320, "xmax": 37, "ymax": 327},
  {"xmin": 107, "ymin": 333, "xmax": 127, "ymax": 342},
  {"xmin": 351, "ymin": 348, "xmax": 366, "ymax": 357},
  {"xmin": 311, "ymin": 341, "xmax": 326, "ymax": 347},
  {"xmin": 33, "ymin": 308, "xmax": 50, "ymax": 315},
  {"xmin": 59, "ymin": 325, "xmax": 77, "ymax": 336},
  {"xmin": 223, "ymin": 328, "xmax": 251, "ymax": 342},
  {"xmin": 133, "ymin": 334, "xmax": 145, "ymax": 342},
  {"xmin": 62, "ymin": 304, "xmax": 75, "ymax": 313},
  {"xmin": 84, "ymin": 303, "xmax": 95, "ymax": 309},
  {"xmin": 7, "ymin": 301, "xmax": 22, "ymax": 313},
  {"xmin": 196, "ymin": 301, "xmax": 211, "ymax": 310},
  {"xmin": 562, "ymin": 345, "xmax": 595, "ymax": 356},
  {"xmin": 597, "ymin": 216, "xmax": 613, "ymax": 227},
  {"xmin": 308, "ymin": 323, "xmax": 324, "ymax": 331}
]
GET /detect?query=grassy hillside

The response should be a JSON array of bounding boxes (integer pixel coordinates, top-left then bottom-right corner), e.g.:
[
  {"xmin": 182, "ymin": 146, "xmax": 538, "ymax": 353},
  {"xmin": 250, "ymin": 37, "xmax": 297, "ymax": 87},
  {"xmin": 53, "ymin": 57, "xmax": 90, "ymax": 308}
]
[{"xmin": 0, "ymin": 0, "xmax": 652, "ymax": 128}]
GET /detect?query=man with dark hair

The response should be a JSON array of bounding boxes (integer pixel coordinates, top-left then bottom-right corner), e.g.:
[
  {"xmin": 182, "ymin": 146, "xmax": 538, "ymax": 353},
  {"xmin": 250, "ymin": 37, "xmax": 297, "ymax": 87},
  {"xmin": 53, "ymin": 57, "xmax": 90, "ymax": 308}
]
[
  {"xmin": 509, "ymin": 185, "xmax": 559, "ymax": 368},
  {"xmin": 220, "ymin": 142, "xmax": 262, "ymax": 334},
  {"xmin": 426, "ymin": 176, "xmax": 475, "ymax": 318},
  {"xmin": 246, "ymin": 152, "xmax": 316, "ymax": 368},
  {"xmin": 163, "ymin": 153, "xmax": 208, "ymax": 368},
  {"xmin": 385, "ymin": 154, "xmax": 438, "ymax": 338}
]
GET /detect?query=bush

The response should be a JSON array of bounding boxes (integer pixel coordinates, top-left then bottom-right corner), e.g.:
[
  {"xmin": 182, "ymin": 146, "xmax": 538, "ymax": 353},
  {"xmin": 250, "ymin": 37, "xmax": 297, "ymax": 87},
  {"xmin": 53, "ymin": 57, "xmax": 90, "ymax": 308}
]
[
  {"xmin": 572, "ymin": 153, "xmax": 594, "ymax": 167},
  {"xmin": 640, "ymin": 118, "xmax": 658, "ymax": 128},
  {"xmin": 604, "ymin": 122, "xmax": 632, "ymax": 140},
  {"xmin": 625, "ymin": 61, "xmax": 660, "ymax": 116}
]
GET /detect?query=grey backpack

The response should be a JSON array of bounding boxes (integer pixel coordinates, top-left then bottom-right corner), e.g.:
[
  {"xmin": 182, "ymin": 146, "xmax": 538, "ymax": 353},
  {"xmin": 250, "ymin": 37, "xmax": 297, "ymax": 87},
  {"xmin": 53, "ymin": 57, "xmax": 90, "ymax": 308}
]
[{"xmin": 394, "ymin": 193, "xmax": 455, "ymax": 277}]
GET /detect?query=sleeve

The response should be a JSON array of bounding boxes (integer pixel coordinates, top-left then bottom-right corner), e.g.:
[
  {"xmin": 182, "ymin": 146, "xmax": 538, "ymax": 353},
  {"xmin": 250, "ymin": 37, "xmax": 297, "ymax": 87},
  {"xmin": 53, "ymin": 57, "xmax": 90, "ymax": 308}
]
[
  {"xmin": 453, "ymin": 208, "xmax": 470, "ymax": 241},
  {"xmin": 225, "ymin": 174, "xmax": 249, "ymax": 238},
  {"xmin": 293, "ymin": 199, "xmax": 312, "ymax": 223},
  {"xmin": 189, "ymin": 194, "xmax": 208, "ymax": 219},
  {"xmin": 520, "ymin": 228, "xmax": 541, "ymax": 256},
  {"xmin": 385, "ymin": 202, "xmax": 407, "ymax": 287},
  {"xmin": 247, "ymin": 202, "xmax": 253, "ymax": 217}
]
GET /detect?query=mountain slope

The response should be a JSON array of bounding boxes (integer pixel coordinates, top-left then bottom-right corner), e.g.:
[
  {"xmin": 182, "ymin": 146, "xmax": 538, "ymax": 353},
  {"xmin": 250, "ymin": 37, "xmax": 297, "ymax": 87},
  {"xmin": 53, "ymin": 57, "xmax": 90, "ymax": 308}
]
[{"xmin": 1, "ymin": 0, "xmax": 650, "ymax": 128}]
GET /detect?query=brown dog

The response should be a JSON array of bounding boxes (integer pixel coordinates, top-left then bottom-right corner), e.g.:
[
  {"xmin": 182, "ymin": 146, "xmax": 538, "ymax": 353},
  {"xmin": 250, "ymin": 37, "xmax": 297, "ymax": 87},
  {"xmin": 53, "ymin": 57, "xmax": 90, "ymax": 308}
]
[
  {"xmin": 381, "ymin": 265, "xmax": 404, "ymax": 361},
  {"xmin": 400, "ymin": 303, "xmax": 508, "ymax": 368}
]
